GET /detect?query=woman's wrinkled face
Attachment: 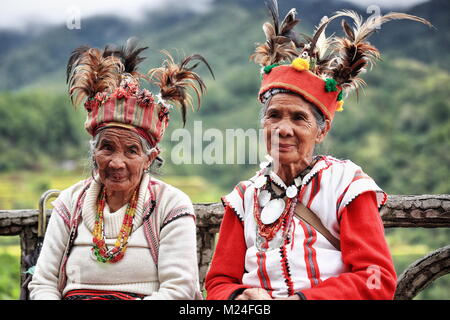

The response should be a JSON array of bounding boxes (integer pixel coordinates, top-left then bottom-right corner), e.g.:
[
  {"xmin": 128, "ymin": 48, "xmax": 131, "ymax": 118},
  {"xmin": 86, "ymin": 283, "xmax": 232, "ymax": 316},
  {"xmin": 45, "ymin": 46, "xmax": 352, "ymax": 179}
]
[
  {"xmin": 263, "ymin": 93, "xmax": 329, "ymax": 167},
  {"xmin": 94, "ymin": 128, "xmax": 151, "ymax": 193}
]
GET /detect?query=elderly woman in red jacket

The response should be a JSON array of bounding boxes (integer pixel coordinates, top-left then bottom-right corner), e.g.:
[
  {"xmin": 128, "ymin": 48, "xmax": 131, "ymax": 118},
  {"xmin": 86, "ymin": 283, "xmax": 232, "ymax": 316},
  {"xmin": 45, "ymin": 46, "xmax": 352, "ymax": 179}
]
[{"xmin": 205, "ymin": 1, "xmax": 431, "ymax": 300}]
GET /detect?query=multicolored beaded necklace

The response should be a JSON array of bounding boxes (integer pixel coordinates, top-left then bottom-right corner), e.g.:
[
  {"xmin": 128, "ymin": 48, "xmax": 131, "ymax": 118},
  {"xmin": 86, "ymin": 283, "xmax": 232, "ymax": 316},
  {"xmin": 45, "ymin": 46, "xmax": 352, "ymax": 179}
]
[{"xmin": 92, "ymin": 186, "xmax": 138, "ymax": 263}]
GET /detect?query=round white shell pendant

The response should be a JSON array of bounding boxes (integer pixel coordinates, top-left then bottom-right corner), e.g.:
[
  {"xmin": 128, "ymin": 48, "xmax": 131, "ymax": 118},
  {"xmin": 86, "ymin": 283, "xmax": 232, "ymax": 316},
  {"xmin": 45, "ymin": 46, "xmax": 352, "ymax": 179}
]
[
  {"xmin": 259, "ymin": 161, "xmax": 270, "ymax": 169},
  {"xmin": 254, "ymin": 175, "xmax": 267, "ymax": 189},
  {"xmin": 286, "ymin": 185, "xmax": 298, "ymax": 198},
  {"xmin": 258, "ymin": 190, "xmax": 271, "ymax": 207},
  {"xmin": 260, "ymin": 199, "xmax": 286, "ymax": 225}
]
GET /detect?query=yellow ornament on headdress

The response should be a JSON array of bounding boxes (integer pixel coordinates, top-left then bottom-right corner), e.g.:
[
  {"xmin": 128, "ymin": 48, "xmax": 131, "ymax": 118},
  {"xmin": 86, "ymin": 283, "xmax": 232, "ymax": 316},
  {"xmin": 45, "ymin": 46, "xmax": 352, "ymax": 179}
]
[
  {"xmin": 336, "ymin": 100, "xmax": 344, "ymax": 112},
  {"xmin": 291, "ymin": 57, "xmax": 310, "ymax": 71}
]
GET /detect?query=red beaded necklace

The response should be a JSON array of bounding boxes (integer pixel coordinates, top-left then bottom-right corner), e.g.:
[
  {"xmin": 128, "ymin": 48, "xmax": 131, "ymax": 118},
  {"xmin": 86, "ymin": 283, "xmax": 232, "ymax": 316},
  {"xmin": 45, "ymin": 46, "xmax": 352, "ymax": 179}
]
[
  {"xmin": 92, "ymin": 186, "xmax": 138, "ymax": 263},
  {"xmin": 253, "ymin": 157, "xmax": 318, "ymax": 249},
  {"xmin": 253, "ymin": 189, "xmax": 296, "ymax": 242}
]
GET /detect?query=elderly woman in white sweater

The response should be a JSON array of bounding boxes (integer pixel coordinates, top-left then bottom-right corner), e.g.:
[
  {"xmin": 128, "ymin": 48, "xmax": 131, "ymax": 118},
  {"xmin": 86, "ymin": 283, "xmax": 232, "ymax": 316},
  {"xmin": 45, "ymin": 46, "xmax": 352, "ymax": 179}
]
[{"xmin": 28, "ymin": 40, "xmax": 213, "ymax": 300}]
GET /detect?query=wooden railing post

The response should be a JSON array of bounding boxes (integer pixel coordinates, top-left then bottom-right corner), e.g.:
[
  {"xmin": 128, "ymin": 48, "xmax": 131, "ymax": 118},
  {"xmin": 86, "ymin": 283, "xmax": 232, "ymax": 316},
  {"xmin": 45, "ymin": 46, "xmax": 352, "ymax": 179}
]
[{"xmin": 19, "ymin": 226, "xmax": 38, "ymax": 294}]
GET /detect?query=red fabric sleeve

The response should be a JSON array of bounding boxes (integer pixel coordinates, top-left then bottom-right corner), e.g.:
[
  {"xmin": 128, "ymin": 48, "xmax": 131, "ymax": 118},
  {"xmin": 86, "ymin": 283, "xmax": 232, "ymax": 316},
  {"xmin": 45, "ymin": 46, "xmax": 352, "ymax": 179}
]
[
  {"xmin": 205, "ymin": 206, "xmax": 251, "ymax": 300},
  {"xmin": 299, "ymin": 191, "xmax": 397, "ymax": 300}
]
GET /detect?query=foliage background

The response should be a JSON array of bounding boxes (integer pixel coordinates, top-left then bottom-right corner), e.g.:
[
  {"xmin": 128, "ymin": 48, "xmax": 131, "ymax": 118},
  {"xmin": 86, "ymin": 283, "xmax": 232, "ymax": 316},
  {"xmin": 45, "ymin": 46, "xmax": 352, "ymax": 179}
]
[{"xmin": 0, "ymin": 0, "xmax": 449, "ymax": 299}]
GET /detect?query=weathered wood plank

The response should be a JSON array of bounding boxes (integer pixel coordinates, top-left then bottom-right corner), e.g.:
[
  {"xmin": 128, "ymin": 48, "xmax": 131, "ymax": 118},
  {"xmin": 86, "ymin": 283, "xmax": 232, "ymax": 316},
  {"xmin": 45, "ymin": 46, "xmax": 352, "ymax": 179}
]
[
  {"xmin": 1, "ymin": 194, "xmax": 449, "ymax": 232},
  {"xmin": 381, "ymin": 194, "xmax": 450, "ymax": 228},
  {"xmin": 2, "ymin": 194, "xmax": 449, "ymax": 299},
  {"xmin": 395, "ymin": 245, "xmax": 450, "ymax": 300}
]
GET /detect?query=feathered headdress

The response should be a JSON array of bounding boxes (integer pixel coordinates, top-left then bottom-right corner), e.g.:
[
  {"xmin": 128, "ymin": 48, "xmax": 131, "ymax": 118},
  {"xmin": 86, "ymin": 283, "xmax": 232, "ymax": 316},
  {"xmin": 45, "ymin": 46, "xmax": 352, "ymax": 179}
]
[
  {"xmin": 253, "ymin": 0, "xmax": 432, "ymax": 120},
  {"xmin": 250, "ymin": 0, "xmax": 300, "ymax": 67},
  {"xmin": 329, "ymin": 10, "xmax": 432, "ymax": 92},
  {"xmin": 148, "ymin": 50, "xmax": 214, "ymax": 126},
  {"xmin": 67, "ymin": 46, "xmax": 123, "ymax": 107},
  {"xmin": 66, "ymin": 38, "xmax": 214, "ymax": 145},
  {"xmin": 103, "ymin": 37, "xmax": 148, "ymax": 81}
]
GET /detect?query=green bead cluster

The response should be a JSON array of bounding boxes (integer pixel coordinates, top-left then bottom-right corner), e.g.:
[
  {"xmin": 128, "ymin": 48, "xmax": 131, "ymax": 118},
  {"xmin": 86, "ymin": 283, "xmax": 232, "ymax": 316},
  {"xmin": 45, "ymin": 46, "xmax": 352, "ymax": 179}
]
[
  {"xmin": 324, "ymin": 78, "xmax": 338, "ymax": 92},
  {"xmin": 263, "ymin": 63, "xmax": 279, "ymax": 74},
  {"xmin": 92, "ymin": 246, "xmax": 108, "ymax": 263}
]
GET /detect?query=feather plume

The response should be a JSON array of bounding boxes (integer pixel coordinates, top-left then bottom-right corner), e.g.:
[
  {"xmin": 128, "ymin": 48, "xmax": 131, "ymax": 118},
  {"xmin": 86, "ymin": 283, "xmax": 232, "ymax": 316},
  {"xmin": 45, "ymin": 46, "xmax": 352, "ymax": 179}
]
[
  {"xmin": 330, "ymin": 10, "xmax": 432, "ymax": 92},
  {"xmin": 305, "ymin": 15, "xmax": 336, "ymax": 59},
  {"xmin": 148, "ymin": 51, "xmax": 214, "ymax": 126},
  {"xmin": 299, "ymin": 15, "xmax": 338, "ymax": 75},
  {"xmin": 345, "ymin": 10, "xmax": 432, "ymax": 44},
  {"xmin": 66, "ymin": 45, "xmax": 90, "ymax": 83},
  {"xmin": 67, "ymin": 47, "xmax": 123, "ymax": 107},
  {"xmin": 103, "ymin": 37, "xmax": 148, "ymax": 81},
  {"xmin": 311, "ymin": 16, "xmax": 333, "ymax": 61},
  {"xmin": 299, "ymin": 11, "xmax": 361, "ymax": 74},
  {"xmin": 250, "ymin": 0, "xmax": 300, "ymax": 66}
]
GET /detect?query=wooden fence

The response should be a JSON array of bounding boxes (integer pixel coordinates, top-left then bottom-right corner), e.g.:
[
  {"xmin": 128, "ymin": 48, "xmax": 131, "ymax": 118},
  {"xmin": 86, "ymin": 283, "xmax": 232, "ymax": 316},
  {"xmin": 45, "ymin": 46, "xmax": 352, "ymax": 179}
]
[{"xmin": 1, "ymin": 194, "xmax": 449, "ymax": 300}]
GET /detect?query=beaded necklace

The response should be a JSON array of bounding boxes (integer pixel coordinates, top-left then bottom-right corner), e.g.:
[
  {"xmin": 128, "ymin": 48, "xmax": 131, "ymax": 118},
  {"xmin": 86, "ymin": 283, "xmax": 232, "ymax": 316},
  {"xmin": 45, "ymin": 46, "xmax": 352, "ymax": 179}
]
[
  {"xmin": 253, "ymin": 157, "xmax": 319, "ymax": 251},
  {"xmin": 92, "ymin": 186, "xmax": 138, "ymax": 263},
  {"xmin": 254, "ymin": 191, "xmax": 297, "ymax": 245}
]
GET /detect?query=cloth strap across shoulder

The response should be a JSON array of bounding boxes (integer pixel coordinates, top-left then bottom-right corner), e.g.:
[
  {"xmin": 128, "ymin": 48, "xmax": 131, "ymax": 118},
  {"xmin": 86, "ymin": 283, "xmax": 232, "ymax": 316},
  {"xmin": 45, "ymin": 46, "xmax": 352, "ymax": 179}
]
[{"xmin": 294, "ymin": 202, "xmax": 340, "ymax": 251}]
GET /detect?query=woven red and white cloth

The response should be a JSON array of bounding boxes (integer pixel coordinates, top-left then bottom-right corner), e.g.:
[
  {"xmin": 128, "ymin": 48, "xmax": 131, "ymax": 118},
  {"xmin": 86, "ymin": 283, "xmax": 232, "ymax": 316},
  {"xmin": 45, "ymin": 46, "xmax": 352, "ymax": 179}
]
[
  {"xmin": 205, "ymin": 155, "xmax": 397, "ymax": 300},
  {"xmin": 84, "ymin": 89, "xmax": 169, "ymax": 147},
  {"xmin": 63, "ymin": 289, "xmax": 145, "ymax": 300}
]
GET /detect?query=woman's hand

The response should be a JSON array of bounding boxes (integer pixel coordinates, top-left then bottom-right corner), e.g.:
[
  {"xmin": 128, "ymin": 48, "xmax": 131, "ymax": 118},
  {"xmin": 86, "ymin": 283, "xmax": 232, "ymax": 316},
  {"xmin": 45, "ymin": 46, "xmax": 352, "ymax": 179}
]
[{"xmin": 235, "ymin": 288, "xmax": 273, "ymax": 300}]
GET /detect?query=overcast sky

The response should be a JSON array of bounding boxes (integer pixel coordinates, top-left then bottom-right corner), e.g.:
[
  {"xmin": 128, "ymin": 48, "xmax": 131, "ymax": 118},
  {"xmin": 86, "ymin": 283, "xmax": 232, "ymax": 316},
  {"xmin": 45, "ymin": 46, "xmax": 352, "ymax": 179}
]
[{"xmin": 0, "ymin": 0, "xmax": 429, "ymax": 31}]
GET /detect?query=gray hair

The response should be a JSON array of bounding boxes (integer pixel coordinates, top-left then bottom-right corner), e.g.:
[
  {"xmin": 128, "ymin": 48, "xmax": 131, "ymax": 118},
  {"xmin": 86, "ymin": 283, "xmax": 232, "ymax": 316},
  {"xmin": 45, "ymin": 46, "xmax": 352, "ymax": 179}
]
[
  {"xmin": 89, "ymin": 128, "xmax": 163, "ymax": 175},
  {"xmin": 260, "ymin": 93, "xmax": 326, "ymax": 132}
]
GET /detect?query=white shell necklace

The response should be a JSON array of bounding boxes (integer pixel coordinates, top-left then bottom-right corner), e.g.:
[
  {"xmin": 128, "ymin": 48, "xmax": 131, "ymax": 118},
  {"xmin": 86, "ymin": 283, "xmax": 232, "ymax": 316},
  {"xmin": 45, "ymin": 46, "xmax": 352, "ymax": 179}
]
[{"xmin": 256, "ymin": 156, "xmax": 317, "ymax": 225}]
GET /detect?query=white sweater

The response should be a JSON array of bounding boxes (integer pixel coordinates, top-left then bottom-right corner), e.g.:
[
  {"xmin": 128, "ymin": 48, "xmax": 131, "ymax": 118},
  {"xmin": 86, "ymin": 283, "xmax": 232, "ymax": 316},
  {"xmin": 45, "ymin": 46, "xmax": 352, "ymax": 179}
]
[{"xmin": 28, "ymin": 174, "xmax": 202, "ymax": 300}]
